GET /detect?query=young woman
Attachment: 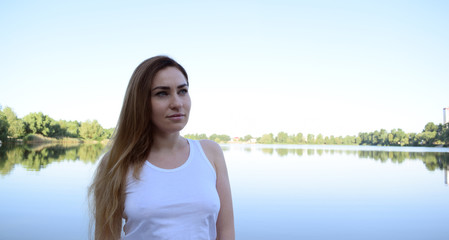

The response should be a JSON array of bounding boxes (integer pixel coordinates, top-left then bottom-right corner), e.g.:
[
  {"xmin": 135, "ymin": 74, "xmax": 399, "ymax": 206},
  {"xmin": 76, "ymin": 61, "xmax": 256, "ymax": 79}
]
[{"xmin": 89, "ymin": 56, "xmax": 234, "ymax": 240}]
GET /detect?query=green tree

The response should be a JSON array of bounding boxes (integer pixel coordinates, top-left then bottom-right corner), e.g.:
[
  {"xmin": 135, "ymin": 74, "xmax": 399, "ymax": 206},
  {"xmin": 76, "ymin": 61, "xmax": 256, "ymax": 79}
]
[
  {"xmin": 335, "ymin": 136, "xmax": 343, "ymax": 145},
  {"xmin": 259, "ymin": 133, "xmax": 274, "ymax": 144},
  {"xmin": 2, "ymin": 107, "xmax": 25, "ymax": 138},
  {"xmin": 23, "ymin": 112, "xmax": 53, "ymax": 136},
  {"xmin": 358, "ymin": 132, "xmax": 369, "ymax": 145},
  {"xmin": 424, "ymin": 122, "xmax": 437, "ymax": 132},
  {"xmin": 316, "ymin": 134, "xmax": 324, "ymax": 144},
  {"xmin": 306, "ymin": 134, "xmax": 315, "ymax": 144},
  {"xmin": 343, "ymin": 135, "xmax": 355, "ymax": 145},
  {"xmin": 442, "ymin": 123, "xmax": 449, "ymax": 145},
  {"xmin": 324, "ymin": 136, "xmax": 330, "ymax": 144},
  {"xmin": 242, "ymin": 134, "xmax": 253, "ymax": 142},
  {"xmin": 436, "ymin": 123, "xmax": 446, "ymax": 144},
  {"xmin": 295, "ymin": 133, "xmax": 304, "ymax": 144},
  {"xmin": 408, "ymin": 132, "xmax": 418, "ymax": 146},
  {"xmin": 329, "ymin": 135, "xmax": 337, "ymax": 144},
  {"xmin": 379, "ymin": 129, "xmax": 388, "ymax": 145},
  {"xmin": 66, "ymin": 120, "xmax": 81, "ymax": 137},
  {"xmin": 276, "ymin": 132, "xmax": 288, "ymax": 144},
  {"xmin": 420, "ymin": 122, "xmax": 438, "ymax": 145},
  {"xmin": 0, "ymin": 111, "xmax": 9, "ymax": 142},
  {"xmin": 184, "ymin": 133, "xmax": 207, "ymax": 140},
  {"xmin": 208, "ymin": 134, "xmax": 230, "ymax": 143},
  {"xmin": 420, "ymin": 131, "xmax": 437, "ymax": 145},
  {"xmin": 103, "ymin": 128, "xmax": 115, "ymax": 139},
  {"xmin": 393, "ymin": 129, "xmax": 408, "ymax": 146},
  {"xmin": 79, "ymin": 120, "xmax": 104, "ymax": 140},
  {"xmin": 286, "ymin": 134, "xmax": 296, "ymax": 144}
]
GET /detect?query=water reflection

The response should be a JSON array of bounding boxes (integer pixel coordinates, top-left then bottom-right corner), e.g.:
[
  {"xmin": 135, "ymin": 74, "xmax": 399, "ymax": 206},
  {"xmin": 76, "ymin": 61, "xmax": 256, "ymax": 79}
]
[
  {"xmin": 1, "ymin": 142, "xmax": 448, "ymax": 176},
  {"xmin": 223, "ymin": 144, "xmax": 449, "ymax": 173},
  {"xmin": 446, "ymin": 166, "xmax": 449, "ymax": 184},
  {"xmin": 0, "ymin": 143, "xmax": 106, "ymax": 175}
]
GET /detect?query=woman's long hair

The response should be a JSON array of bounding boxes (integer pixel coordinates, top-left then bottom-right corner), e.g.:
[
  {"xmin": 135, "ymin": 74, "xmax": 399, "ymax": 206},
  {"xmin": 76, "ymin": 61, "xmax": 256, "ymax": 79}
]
[{"xmin": 88, "ymin": 56, "xmax": 188, "ymax": 239}]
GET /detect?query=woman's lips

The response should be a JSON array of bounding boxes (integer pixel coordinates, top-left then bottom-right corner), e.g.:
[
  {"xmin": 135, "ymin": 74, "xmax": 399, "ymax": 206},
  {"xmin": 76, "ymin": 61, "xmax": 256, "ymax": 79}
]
[{"xmin": 167, "ymin": 114, "xmax": 185, "ymax": 120}]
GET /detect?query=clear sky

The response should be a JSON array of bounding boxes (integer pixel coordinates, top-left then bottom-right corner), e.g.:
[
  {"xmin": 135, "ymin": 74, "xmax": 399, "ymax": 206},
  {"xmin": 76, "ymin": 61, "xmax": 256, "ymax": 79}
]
[{"xmin": 1, "ymin": 0, "xmax": 448, "ymax": 138}]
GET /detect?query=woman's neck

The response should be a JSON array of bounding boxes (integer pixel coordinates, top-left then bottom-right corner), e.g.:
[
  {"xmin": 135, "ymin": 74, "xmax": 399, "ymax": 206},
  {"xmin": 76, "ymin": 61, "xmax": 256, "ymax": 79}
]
[{"xmin": 151, "ymin": 132, "xmax": 185, "ymax": 151}]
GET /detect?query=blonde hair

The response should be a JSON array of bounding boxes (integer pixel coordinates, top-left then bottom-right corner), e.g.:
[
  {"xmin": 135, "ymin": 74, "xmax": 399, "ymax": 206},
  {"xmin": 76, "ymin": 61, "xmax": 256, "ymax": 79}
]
[{"xmin": 88, "ymin": 56, "xmax": 188, "ymax": 239}]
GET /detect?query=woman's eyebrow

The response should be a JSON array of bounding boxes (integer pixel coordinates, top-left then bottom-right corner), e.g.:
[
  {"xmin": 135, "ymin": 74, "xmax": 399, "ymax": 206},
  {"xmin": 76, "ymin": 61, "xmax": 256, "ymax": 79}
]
[
  {"xmin": 152, "ymin": 83, "xmax": 188, "ymax": 91},
  {"xmin": 152, "ymin": 86, "xmax": 169, "ymax": 91}
]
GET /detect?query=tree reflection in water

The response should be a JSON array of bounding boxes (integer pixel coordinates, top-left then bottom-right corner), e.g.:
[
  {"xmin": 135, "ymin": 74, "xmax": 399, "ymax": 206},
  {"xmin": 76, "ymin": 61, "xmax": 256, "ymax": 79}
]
[
  {"xmin": 0, "ymin": 143, "xmax": 106, "ymax": 176},
  {"xmin": 255, "ymin": 146, "xmax": 449, "ymax": 172},
  {"xmin": 1, "ymin": 143, "xmax": 448, "ymax": 176}
]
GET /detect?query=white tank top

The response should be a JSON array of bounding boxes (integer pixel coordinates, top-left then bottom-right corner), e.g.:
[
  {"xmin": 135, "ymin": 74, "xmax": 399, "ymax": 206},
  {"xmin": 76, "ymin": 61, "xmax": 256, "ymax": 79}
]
[{"xmin": 123, "ymin": 139, "xmax": 220, "ymax": 240}]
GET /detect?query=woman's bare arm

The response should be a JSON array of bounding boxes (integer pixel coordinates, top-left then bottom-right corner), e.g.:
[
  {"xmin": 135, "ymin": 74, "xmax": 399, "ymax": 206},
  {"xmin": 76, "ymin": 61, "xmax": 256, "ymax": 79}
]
[{"xmin": 201, "ymin": 140, "xmax": 235, "ymax": 240}]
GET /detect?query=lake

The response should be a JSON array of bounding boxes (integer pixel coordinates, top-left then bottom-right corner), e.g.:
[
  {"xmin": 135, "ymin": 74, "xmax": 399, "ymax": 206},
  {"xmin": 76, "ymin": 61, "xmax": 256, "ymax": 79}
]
[{"xmin": 0, "ymin": 143, "xmax": 448, "ymax": 240}]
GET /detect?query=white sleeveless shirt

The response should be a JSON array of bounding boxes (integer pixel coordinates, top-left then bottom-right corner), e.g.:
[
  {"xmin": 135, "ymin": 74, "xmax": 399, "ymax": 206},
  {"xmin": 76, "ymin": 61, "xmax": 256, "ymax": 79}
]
[{"xmin": 123, "ymin": 139, "xmax": 220, "ymax": 240}]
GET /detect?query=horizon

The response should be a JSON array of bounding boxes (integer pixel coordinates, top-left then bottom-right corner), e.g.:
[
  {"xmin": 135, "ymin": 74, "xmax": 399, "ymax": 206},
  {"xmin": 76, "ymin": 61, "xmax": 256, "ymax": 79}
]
[
  {"xmin": 1, "ymin": 104, "xmax": 446, "ymax": 139},
  {"xmin": 1, "ymin": 1, "xmax": 448, "ymax": 137}
]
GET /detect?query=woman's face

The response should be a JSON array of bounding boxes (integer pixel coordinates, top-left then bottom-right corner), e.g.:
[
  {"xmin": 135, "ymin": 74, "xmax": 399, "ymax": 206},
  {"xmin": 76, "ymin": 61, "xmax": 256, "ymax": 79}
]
[{"xmin": 150, "ymin": 66, "xmax": 191, "ymax": 135}]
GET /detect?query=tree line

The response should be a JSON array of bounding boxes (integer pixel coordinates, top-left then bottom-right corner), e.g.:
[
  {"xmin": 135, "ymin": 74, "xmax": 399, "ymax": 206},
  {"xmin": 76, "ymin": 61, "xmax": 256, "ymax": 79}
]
[
  {"xmin": 0, "ymin": 106, "xmax": 114, "ymax": 142},
  {"xmin": 2, "ymin": 105, "xmax": 448, "ymax": 147},
  {"xmin": 185, "ymin": 122, "xmax": 449, "ymax": 147}
]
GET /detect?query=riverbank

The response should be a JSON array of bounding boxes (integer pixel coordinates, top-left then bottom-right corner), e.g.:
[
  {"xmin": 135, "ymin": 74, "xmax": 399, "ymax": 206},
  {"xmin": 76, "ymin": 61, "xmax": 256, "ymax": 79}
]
[{"xmin": 5, "ymin": 134, "xmax": 109, "ymax": 145}]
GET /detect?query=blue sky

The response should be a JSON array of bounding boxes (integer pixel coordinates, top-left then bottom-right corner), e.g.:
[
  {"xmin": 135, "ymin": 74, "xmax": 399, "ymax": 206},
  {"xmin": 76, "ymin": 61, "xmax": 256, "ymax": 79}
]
[{"xmin": 1, "ymin": 0, "xmax": 448, "ymax": 137}]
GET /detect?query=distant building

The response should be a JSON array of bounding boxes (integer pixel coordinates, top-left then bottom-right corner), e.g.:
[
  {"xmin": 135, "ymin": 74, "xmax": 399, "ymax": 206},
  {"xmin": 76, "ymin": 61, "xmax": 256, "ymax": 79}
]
[{"xmin": 444, "ymin": 107, "xmax": 449, "ymax": 124}]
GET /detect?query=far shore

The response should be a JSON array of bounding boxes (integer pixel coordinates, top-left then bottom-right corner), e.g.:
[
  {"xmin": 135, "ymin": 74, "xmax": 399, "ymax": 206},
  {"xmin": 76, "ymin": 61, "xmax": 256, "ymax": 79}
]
[{"xmin": 3, "ymin": 134, "xmax": 109, "ymax": 145}]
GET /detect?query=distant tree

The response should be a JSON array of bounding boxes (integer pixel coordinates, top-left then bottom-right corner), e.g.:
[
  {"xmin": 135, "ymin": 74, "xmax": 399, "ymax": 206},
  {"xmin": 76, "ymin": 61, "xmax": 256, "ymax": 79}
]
[
  {"xmin": 355, "ymin": 136, "xmax": 362, "ymax": 145},
  {"xmin": 295, "ymin": 133, "xmax": 304, "ymax": 144},
  {"xmin": 343, "ymin": 135, "xmax": 354, "ymax": 145},
  {"xmin": 316, "ymin": 134, "xmax": 324, "ymax": 144},
  {"xmin": 408, "ymin": 133, "xmax": 418, "ymax": 146},
  {"xmin": 324, "ymin": 136, "xmax": 330, "ymax": 144},
  {"xmin": 335, "ymin": 136, "xmax": 343, "ymax": 145},
  {"xmin": 2, "ymin": 107, "xmax": 25, "ymax": 138},
  {"xmin": 79, "ymin": 120, "xmax": 104, "ymax": 140},
  {"xmin": 436, "ymin": 124, "xmax": 446, "ymax": 144},
  {"xmin": 0, "ymin": 110, "xmax": 9, "ymax": 142},
  {"xmin": 420, "ymin": 122, "xmax": 438, "ymax": 145},
  {"xmin": 329, "ymin": 135, "xmax": 336, "ymax": 144},
  {"xmin": 387, "ymin": 133, "xmax": 394, "ymax": 145},
  {"xmin": 259, "ymin": 133, "xmax": 274, "ymax": 144},
  {"xmin": 23, "ymin": 112, "xmax": 53, "ymax": 136},
  {"xmin": 393, "ymin": 129, "xmax": 408, "ymax": 146},
  {"xmin": 306, "ymin": 134, "xmax": 315, "ymax": 144},
  {"xmin": 276, "ymin": 132, "xmax": 288, "ymax": 144},
  {"xmin": 379, "ymin": 129, "xmax": 388, "ymax": 145},
  {"xmin": 103, "ymin": 128, "xmax": 115, "ymax": 139},
  {"xmin": 208, "ymin": 134, "xmax": 230, "ymax": 143},
  {"xmin": 184, "ymin": 133, "xmax": 207, "ymax": 140},
  {"xmin": 371, "ymin": 130, "xmax": 380, "ymax": 145},
  {"xmin": 286, "ymin": 134, "xmax": 296, "ymax": 144},
  {"xmin": 420, "ymin": 131, "xmax": 437, "ymax": 146},
  {"xmin": 358, "ymin": 132, "xmax": 369, "ymax": 145},
  {"xmin": 242, "ymin": 134, "xmax": 253, "ymax": 142},
  {"xmin": 389, "ymin": 129, "xmax": 407, "ymax": 146},
  {"xmin": 424, "ymin": 122, "xmax": 437, "ymax": 132},
  {"xmin": 442, "ymin": 123, "xmax": 449, "ymax": 145},
  {"xmin": 66, "ymin": 121, "xmax": 81, "ymax": 137}
]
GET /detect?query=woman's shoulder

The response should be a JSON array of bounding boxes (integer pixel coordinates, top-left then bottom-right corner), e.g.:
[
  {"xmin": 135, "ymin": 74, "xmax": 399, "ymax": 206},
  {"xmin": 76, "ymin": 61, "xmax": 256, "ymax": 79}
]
[
  {"xmin": 198, "ymin": 139, "xmax": 222, "ymax": 153},
  {"xmin": 198, "ymin": 139, "xmax": 225, "ymax": 170}
]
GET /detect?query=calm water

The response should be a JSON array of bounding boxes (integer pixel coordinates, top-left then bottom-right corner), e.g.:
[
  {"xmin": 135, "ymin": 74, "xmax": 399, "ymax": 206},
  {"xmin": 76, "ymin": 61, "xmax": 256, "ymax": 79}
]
[{"xmin": 0, "ymin": 143, "xmax": 448, "ymax": 240}]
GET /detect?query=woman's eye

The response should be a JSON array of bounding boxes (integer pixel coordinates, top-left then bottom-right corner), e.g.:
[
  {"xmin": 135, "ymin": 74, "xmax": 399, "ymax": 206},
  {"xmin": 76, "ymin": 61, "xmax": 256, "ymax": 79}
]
[
  {"xmin": 155, "ymin": 91, "xmax": 168, "ymax": 96},
  {"xmin": 179, "ymin": 89, "xmax": 188, "ymax": 95}
]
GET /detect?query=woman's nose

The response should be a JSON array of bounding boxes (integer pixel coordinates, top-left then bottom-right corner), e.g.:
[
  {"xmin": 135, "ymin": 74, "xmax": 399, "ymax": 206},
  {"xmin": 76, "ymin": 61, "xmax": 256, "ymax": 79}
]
[{"xmin": 169, "ymin": 95, "xmax": 183, "ymax": 109}]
